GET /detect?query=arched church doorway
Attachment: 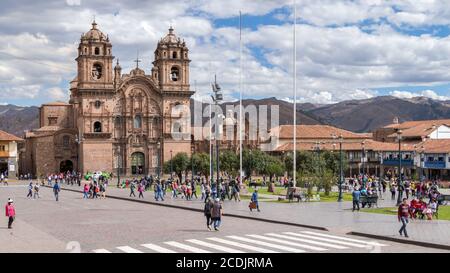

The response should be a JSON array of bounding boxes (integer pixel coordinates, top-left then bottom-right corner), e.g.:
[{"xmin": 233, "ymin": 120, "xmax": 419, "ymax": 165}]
[
  {"xmin": 60, "ymin": 160, "xmax": 74, "ymax": 173},
  {"xmin": 131, "ymin": 152, "xmax": 145, "ymax": 175}
]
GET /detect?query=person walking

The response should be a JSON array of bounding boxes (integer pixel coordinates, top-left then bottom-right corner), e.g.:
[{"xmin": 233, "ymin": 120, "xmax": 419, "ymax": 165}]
[
  {"xmin": 138, "ymin": 183, "xmax": 144, "ymax": 199},
  {"xmin": 33, "ymin": 183, "xmax": 40, "ymax": 199},
  {"xmin": 211, "ymin": 198, "xmax": 223, "ymax": 231},
  {"xmin": 5, "ymin": 198, "xmax": 15, "ymax": 229},
  {"xmin": 191, "ymin": 181, "xmax": 198, "ymax": 199},
  {"xmin": 26, "ymin": 182, "xmax": 33, "ymax": 198},
  {"xmin": 155, "ymin": 181, "xmax": 164, "ymax": 201},
  {"xmin": 201, "ymin": 182, "xmax": 206, "ymax": 201},
  {"xmin": 100, "ymin": 183, "xmax": 106, "ymax": 199},
  {"xmin": 390, "ymin": 181, "xmax": 396, "ymax": 200},
  {"xmin": 83, "ymin": 184, "xmax": 89, "ymax": 199},
  {"xmin": 129, "ymin": 181, "xmax": 136, "ymax": 197},
  {"xmin": 398, "ymin": 198, "xmax": 410, "ymax": 238},
  {"xmin": 53, "ymin": 181, "xmax": 60, "ymax": 201},
  {"xmin": 233, "ymin": 182, "xmax": 241, "ymax": 202},
  {"xmin": 204, "ymin": 197, "xmax": 213, "ymax": 230},
  {"xmin": 250, "ymin": 189, "xmax": 260, "ymax": 212},
  {"xmin": 352, "ymin": 187, "xmax": 361, "ymax": 212}
]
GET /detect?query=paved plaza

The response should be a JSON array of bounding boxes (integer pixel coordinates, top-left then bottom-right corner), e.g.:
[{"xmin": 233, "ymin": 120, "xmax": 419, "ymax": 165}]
[{"xmin": 0, "ymin": 182, "xmax": 447, "ymax": 253}]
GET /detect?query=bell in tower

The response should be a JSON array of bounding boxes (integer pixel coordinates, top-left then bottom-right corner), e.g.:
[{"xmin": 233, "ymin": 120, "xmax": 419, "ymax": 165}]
[
  {"xmin": 75, "ymin": 20, "xmax": 115, "ymax": 91},
  {"xmin": 152, "ymin": 26, "xmax": 190, "ymax": 92}
]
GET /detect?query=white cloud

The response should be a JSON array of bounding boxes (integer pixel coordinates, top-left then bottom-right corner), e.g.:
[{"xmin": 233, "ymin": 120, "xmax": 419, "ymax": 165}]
[
  {"xmin": 66, "ymin": 0, "xmax": 81, "ymax": 6},
  {"xmin": 1, "ymin": 1, "xmax": 450, "ymax": 106},
  {"xmin": 390, "ymin": 89, "xmax": 450, "ymax": 101},
  {"xmin": 47, "ymin": 87, "xmax": 67, "ymax": 100}
]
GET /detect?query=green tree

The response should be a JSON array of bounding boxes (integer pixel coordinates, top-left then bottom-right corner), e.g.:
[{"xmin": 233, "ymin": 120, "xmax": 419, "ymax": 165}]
[
  {"xmin": 219, "ymin": 150, "xmax": 239, "ymax": 176},
  {"xmin": 163, "ymin": 152, "xmax": 189, "ymax": 181},
  {"xmin": 190, "ymin": 153, "xmax": 211, "ymax": 179},
  {"xmin": 264, "ymin": 156, "xmax": 284, "ymax": 182}
]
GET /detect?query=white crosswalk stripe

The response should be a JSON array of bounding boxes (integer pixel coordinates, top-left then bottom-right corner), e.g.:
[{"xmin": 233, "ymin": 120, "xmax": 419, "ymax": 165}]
[
  {"xmin": 301, "ymin": 231, "xmax": 388, "ymax": 247},
  {"xmin": 264, "ymin": 233, "xmax": 348, "ymax": 250},
  {"xmin": 186, "ymin": 239, "xmax": 245, "ymax": 253},
  {"xmin": 116, "ymin": 246, "xmax": 143, "ymax": 253},
  {"xmin": 92, "ymin": 249, "xmax": 112, "ymax": 253},
  {"xmin": 284, "ymin": 232, "xmax": 367, "ymax": 248},
  {"xmin": 141, "ymin": 243, "xmax": 178, "ymax": 253},
  {"xmin": 227, "ymin": 235, "xmax": 305, "ymax": 253},
  {"xmin": 246, "ymin": 234, "xmax": 327, "ymax": 251},
  {"xmin": 164, "ymin": 241, "xmax": 211, "ymax": 253},
  {"xmin": 92, "ymin": 230, "xmax": 389, "ymax": 253},
  {"xmin": 206, "ymin": 237, "xmax": 280, "ymax": 253}
]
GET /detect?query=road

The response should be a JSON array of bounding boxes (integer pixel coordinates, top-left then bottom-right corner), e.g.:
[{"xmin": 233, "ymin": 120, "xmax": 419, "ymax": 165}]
[{"xmin": 0, "ymin": 184, "xmax": 446, "ymax": 253}]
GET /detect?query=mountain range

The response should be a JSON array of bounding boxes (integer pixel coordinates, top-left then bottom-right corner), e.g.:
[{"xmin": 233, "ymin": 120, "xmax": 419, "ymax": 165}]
[{"xmin": 1, "ymin": 96, "xmax": 449, "ymax": 138}]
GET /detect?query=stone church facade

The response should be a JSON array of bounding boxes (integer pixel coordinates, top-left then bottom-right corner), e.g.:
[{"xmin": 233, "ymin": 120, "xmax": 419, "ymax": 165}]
[{"xmin": 21, "ymin": 21, "xmax": 193, "ymax": 177}]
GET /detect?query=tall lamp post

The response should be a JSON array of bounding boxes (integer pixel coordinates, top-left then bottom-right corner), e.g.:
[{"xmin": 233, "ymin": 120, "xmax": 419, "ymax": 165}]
[
  {"xmin": 170, "ymin": 150, "xmax": 173, "ymax": 180},
  {"xmin": 116, "ymin": 146, "xmax": 121, "ymax": 188},
  {"xmin": 156, "ymin": 141, "xmax": 161, "ymax": 179},
  {"xmin": 396, "ymin": 129, "xmax": 403, "ymax": 206},
  {"xmin": 211, "ymin": 75, "xmax": 223, "ymax": 184},
  {"xmin": 332, "ymin": 134, "xmax": 344, "ymax": 202},
  {"xmin": 191, "ymin": 146, "xmax": 195, "ymax": 183}
]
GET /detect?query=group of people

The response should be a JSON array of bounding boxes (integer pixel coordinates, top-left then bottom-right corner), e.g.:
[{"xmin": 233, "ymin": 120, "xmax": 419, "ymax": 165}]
[
  {"xmin": 44, "ymin": 171, "xmax": 82, "ymax": 187},
  {"xmin": 396, "ymin": 197, "xmax": 438, "ymax": 238},
  {"xmin": 83, "ymin": 181, "xmax": 107, "ymax": 199}
]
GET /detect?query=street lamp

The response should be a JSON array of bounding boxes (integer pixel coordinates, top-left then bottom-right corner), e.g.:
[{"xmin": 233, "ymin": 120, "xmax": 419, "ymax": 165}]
[
  {"xmin": 115, "ymin": 146, "xmax": 121, "ymax": 188},
  {"xmin": 157, "ymin": 141, "xmax": 161, "ymax": 179},
  {"xmin": 396, "ymin": 129, "xmax": 403, "ymax": 206},
  {"xmin": 191, "ymin": 145, "xmax": 195, "ymax": 183},
  {"xmin": 361, "ymin": 141, "xmax": 366, "ymax": 176},
  {"xmin": 211, "ymin": 75, "xmax": 223, "ymax": 185},
  {"xmin": 420, "ymin": 146, "xmax": 425, "ymax": 181},
  {"xmin": 170, "ymin": 150, "xmax": 173, "ymax": 180},
  {"xmin": 332, "ymin": 134, "xmax": 344, "ymax": 202}
]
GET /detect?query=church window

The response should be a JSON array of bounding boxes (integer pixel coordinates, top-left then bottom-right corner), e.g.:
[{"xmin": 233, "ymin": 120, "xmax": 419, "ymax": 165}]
[
  {"xmin": 95, "ymin": 47, "xmax": 100, "ymax": 55},
  {"xmin": 172, "ymin": 51, "xmax": 177, "ymax": 59},
  {"xmin": 94, "ymin": 121, "xmax": 102, "ymax": 133},
  {"xmin": 163, "ymin": 51, "xmax": 166, "ymax": 57},
  {"xmin": 92, "ymin": 64, "xmax": 102, "ymax": 80},
  {"xmin": 134, "ymin": 115, "xmax": 142, "ymax": 129},
  {"xmin": 94, "ymin": 100, "xmax": 101, "ymax": 109},
  {"xmin": 62, "ymin": 136, "xmax": 70, "ymax": 147},
  {"xmin": 171, "ymin": 67, "xmax": 179, "ymax": 81},
  {"xmin": 84, "ymin": 47, "xmax": 87, "ymax": 54},
  {"xmin": 48, "ymin": 117, "xmax": 58, "ymax": 126},
  {"xmin": 108, "ymin": 49, "xmax": 111, "ymax": 55},
  {"xmin": 184, "ymin": 52, "xmax": 187, "ymax": 58}
]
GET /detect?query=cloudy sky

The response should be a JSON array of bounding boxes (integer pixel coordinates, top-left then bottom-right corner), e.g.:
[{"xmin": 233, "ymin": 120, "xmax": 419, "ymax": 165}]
[{"xmin": 1, "ymin": 0, "xmax": 450, "ymax": 106}]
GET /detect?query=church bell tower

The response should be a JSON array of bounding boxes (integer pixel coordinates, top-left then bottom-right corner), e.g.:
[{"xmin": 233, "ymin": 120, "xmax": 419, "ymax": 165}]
[{"xmin": 75, "ymin": 20, "xmax": 114, "ymax": 91}]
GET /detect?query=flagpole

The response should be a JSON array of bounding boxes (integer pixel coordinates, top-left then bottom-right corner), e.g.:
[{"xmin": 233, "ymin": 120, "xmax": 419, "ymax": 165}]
[
  {"xmin": 293, "ymin": 0, "xmax": 297, "ymax": 187},
  {"xmin": 239, "ymin": 11, "xmax": 243, "ymax": 186}
]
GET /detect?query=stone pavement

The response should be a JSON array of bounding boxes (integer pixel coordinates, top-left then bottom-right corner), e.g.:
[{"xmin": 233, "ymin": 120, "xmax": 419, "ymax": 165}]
[{"xmin": 46, "ymin": 182, "xmax": 450, "ymax": 250}]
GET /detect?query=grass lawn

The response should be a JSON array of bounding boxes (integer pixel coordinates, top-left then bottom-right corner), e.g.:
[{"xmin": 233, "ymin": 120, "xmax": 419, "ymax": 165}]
[
  {"xmin": 318, "ymin": 192, "xmax": 353, "ymax": 202},
  {"xmin": 248, "ymin": 185, "xmax": 287, "ymax": 196},
  {"xmin": 361, "ymin": 206, "xmax": 450, "ymax": 221}
]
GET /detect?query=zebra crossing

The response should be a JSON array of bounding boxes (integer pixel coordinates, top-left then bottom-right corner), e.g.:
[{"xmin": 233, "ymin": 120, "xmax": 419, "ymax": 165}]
[{"xmin": 91, "ymin": 230, "xmax": 388, "ymax": 253}]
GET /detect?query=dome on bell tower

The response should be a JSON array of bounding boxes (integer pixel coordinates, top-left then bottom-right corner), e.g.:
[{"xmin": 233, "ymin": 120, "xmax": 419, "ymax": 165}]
[
  {"xmin": 81, "ymin": 20, "xmax": 108, "ymax": 42},
  {"xmin": 160, "ymin": 26, "xmax": 179, "ymax": 44}
]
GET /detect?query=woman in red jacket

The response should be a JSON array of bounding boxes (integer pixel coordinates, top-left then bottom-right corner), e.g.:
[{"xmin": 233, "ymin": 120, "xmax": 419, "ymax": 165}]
[{"xmin": 5, "ymin": 198, "xmax": 15, "ymax": 229}]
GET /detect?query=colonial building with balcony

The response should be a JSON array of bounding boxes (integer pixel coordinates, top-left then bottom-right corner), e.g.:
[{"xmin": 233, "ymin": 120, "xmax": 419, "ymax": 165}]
[{"xmin": 0, "ymin": 130, "xmax": 22, "ymax": 178}]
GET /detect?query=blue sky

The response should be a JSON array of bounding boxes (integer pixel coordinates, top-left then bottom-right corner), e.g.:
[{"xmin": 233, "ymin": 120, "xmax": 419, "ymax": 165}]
[{"xmin": 0, "ymin": 0, "xmax": 449, "ymax": 106}]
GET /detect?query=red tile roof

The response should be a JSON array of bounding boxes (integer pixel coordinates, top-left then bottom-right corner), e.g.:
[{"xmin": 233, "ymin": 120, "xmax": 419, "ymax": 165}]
[
  {"xmin": 272, "ymin": 125, "xmax": 370, "ymax": 140},
  {"xmin": 0, "ymin": 130, "xmax": 23, "ymax": 141},
  {"xmin": 275, "ymin": 139, "xmax": 416, "ymax": 152}
]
